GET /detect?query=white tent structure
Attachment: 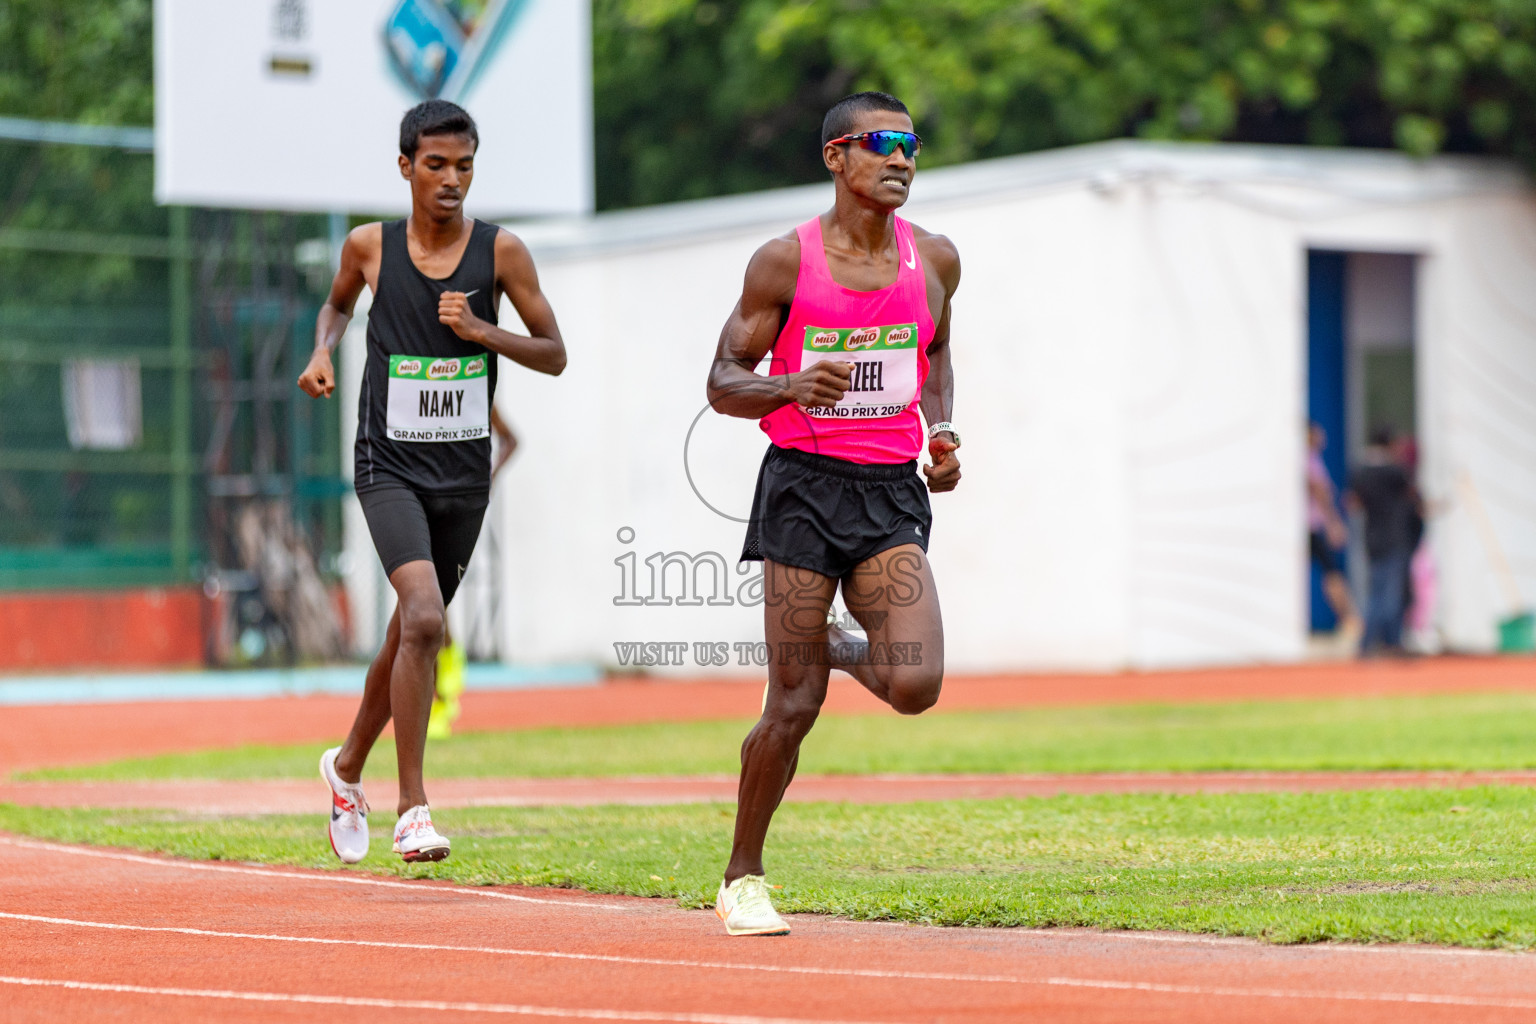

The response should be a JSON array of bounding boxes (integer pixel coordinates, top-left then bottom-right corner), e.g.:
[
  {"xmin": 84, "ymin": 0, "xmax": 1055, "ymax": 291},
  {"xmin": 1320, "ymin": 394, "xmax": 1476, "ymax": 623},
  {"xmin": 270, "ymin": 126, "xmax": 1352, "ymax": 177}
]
[{"xmin": 340, "ymin": 139, "xmax": 1536, "ymax": 674}]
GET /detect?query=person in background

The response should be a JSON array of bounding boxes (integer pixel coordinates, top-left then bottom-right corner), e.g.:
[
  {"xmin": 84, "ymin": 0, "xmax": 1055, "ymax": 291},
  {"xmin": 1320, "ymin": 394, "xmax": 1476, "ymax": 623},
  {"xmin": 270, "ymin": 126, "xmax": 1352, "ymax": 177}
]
[
  {"xmin": 1306, "ymin": 423, "xmax": 1362, "ymax": 648},
  {"xmin": 1347, "ymin": 426, "xmax": 1419, "ymax": 656}
]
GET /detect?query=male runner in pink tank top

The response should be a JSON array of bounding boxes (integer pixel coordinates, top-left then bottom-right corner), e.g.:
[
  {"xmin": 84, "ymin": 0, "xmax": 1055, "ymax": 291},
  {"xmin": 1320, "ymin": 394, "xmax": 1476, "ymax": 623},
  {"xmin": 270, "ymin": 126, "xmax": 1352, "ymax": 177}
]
[{"xmin": 705, "ymin": 91, "xmax": 963, "ymax": 936}]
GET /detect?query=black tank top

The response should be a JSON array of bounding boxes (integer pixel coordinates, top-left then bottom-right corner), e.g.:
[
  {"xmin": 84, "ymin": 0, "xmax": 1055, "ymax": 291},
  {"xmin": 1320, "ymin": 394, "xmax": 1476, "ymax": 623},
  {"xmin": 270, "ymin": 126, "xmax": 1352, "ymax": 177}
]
[{"xmin": 355, "ymin": 218, "xmax": 499, "ymax": 494}]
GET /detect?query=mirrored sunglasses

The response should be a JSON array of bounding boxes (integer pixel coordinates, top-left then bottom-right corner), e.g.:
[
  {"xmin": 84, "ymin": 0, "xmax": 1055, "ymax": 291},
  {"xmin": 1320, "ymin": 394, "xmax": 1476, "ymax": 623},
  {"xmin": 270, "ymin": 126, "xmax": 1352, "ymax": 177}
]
[{"xmin": 828, "ymin": 130, "xmax": 922, "ymax": 159}]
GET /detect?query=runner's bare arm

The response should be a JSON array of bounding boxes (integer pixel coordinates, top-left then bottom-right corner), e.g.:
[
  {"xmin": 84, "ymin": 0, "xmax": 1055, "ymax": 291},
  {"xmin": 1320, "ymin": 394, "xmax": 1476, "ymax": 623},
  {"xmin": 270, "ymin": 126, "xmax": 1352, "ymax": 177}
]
[
  {"xmin": 707, "ymin": 235, "xmax": 852, "ymax": 418},
  {"xmin": 299, "ymin": 225, "xmax": 382, "ymax": 398},
  {"xmin": 437, "ymin": 229, "xmax": 567, "ymax": 376},
  {"xmin": 490, "ymin": 405, "xmax": 518, "ymax": 479},
  {"xmin": 918, "ymin": 232, "xmax": 961, "ymax": 492}
]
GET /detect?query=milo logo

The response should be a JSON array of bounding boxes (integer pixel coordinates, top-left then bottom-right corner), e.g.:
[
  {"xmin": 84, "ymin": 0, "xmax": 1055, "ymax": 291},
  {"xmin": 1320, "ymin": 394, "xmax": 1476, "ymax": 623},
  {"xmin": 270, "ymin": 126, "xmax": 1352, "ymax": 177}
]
[
  {"xmin": 427, "ymin": 359, "xmax": 461, "ymax": 380},
  {"xmin": 464, "ymin": 357, "xmax": 486, "ymax": 376},
  {"xmin": 885, "ymin": 327, "xmax": 913, "ymax": 346},
  {"xmin": 810, "ymin": 330, "xmax": 841, "ymax": 349},
  {"xmin": 846, "ymin": 327, "xmax": 880, "ymax": 350},
  {"xmin": 395, "ymin": 358, "xmax": 422, "ymax": 376}
]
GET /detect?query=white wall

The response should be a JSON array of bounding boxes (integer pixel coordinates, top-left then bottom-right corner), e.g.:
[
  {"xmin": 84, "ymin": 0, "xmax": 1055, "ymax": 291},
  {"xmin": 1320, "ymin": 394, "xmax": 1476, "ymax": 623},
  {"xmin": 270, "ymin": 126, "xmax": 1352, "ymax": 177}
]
[
  {"xmin": 485, "ymin": 153, "xmax": 1310, "ymax": 672},
  {"xmin": 341, "ymin": 142, "xmax": 1536, "ymax": 669},
  {"xmin": 1418, "ymin": 195, "xmax": 1536, "ymax": 647}
]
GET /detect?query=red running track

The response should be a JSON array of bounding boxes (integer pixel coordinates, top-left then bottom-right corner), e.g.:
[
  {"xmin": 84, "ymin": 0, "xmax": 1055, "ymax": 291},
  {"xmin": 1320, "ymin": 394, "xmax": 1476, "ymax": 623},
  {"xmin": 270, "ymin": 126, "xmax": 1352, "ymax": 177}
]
[
  {"xmin": 7, "ymin": 835, "xmax": 1536, "ymax": 1024},
  {"xmin": 9, "ymin": 658, "xmax": 1536, "ymax": 1021}
]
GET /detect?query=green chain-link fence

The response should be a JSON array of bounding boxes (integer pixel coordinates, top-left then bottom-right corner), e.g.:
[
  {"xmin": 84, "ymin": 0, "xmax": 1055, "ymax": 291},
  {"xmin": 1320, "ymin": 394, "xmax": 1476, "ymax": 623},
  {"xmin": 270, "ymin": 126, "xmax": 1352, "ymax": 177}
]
[{"xmin": 0, "ymin": 131, "xmax": 347, "ymax": 646}]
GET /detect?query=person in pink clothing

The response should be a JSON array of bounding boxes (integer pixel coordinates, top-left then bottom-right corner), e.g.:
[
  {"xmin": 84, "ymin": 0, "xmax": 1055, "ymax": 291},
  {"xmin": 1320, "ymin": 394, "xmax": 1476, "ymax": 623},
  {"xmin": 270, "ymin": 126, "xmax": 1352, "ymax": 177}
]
[
  {"xmin": 704, "ymin": 92, "xmax": 962, "ymax": 936},
  {"xmin": 1306, "ymin": 423, "xmax": 1362, "ymax": 642}
]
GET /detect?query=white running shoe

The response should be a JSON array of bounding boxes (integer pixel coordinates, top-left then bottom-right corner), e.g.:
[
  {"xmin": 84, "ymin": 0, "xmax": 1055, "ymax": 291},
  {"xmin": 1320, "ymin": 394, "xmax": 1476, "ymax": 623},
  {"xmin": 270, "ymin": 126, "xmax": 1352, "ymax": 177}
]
[
  {"xmin": 319, "ymin": 747, "xmax": 369, "ymax": 864},
  {"xmin": 393, "ymin": 804, "xmax": 451, "ymax": 863},
  {"xmin": 715, "ymin": 875, "xmax": 789, "ymax": 936}
]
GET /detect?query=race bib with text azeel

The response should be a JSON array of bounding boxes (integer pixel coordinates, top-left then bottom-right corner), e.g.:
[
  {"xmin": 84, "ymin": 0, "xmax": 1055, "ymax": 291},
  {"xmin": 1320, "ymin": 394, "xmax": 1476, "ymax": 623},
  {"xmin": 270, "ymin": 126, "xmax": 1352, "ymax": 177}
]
[
  {"xmin": 800, "ymin": 323, "xmax": 919, "ymax": 419},
  {"xmin": 385, "ymin": 354, "xmax": 490, "ymax": 443}
]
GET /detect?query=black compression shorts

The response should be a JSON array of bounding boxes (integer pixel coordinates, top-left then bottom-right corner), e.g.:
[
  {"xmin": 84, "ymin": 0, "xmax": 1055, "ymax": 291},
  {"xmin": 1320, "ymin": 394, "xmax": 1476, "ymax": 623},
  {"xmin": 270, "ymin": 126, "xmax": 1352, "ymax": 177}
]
[
  {"xmin": 357, "ymin": 479, "xmax": 489, "ymax": 605},
  {"xmin": 740, "ymin": 444, "xmax": 931, "ymax": 579}
]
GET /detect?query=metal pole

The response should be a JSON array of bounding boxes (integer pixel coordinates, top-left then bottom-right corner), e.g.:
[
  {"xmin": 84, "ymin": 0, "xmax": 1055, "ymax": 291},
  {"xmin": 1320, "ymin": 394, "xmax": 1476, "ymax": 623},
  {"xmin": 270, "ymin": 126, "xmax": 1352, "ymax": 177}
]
[
  {"xmin": 169, "ymin": 205, "xmax": 193, "ymax": 580},
  {"xmin": 0, "ymin": 115, "xmax": 154, "ymax": 151}
]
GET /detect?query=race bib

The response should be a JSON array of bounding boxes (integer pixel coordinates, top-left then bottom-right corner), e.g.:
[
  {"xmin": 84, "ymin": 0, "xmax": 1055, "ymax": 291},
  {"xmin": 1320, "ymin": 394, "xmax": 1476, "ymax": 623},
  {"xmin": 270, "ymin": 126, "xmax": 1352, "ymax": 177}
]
[
  {"xmin": 800, "ymin": 323, "xmax": 919, "ymax": 420},
  {"xmin": 385, "ymin": 354, "xmax": 489, "ymax": 443}
]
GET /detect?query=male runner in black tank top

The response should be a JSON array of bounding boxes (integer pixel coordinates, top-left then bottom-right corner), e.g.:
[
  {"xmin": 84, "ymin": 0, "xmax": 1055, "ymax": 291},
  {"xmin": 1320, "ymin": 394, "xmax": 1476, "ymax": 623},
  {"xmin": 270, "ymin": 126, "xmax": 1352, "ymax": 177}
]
[{"xmin": 297, "ymin": 100, "xmax": 567, "ymax": 865}]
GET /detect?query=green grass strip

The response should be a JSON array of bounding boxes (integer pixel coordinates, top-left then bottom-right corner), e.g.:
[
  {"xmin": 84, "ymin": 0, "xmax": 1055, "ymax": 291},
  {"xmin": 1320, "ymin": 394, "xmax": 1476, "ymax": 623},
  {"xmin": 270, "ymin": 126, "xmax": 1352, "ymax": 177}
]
[
  {"xmin": 6, "ymin": 787, "xmax": 1536, "ymax": 948},
  {"xmin": 27, "ymin": 693, "xmax": 1536, "ymax": 782}
]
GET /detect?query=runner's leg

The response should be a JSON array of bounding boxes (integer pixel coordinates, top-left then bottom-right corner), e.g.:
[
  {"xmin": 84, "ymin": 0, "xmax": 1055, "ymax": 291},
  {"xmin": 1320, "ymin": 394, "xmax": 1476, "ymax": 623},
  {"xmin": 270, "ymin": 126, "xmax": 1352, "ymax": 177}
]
[
  {"xmin": 838, "ymin": 543, "xmax": 944, "ymax": 715},
  {"xmin": 827, "ymin": 616, "xmax": 883, "ymax": 700},
  {"xmin": 387, "ymin": 560, "xmax": 446, "ymax": 813},
  {"xmin": 725, "ymin": 559, "xmax": 838, "ymax": 884},
  {"xmin": 333, "ymin": 607, "xmax": 401, "ymax": 784},
  {"xmin": 339, "ymin": 483, "xmax": 438, "ymax": 786}
]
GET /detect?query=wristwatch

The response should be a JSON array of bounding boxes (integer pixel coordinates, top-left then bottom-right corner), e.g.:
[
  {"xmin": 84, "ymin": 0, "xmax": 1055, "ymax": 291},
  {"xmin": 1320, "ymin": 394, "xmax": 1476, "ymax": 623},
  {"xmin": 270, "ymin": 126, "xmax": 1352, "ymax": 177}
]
[{"xmin": 927, "ymin": 421, "xmax": 961, "ymax": 448}]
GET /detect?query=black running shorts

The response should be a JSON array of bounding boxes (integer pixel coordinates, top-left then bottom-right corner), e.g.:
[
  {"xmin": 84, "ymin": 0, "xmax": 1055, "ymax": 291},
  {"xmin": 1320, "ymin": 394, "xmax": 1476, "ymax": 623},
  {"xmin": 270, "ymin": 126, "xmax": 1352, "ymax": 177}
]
[
  {"xmin": 740, "ymin": 444, "xmax": 932, "ymax": 579},
  {"xmin": 357, "ymin": 479, "xmax": 489, "ymax": 605},
  {"xmin": 1309, "ymin": 529, "xmax": 1339, "ymax": 574}
]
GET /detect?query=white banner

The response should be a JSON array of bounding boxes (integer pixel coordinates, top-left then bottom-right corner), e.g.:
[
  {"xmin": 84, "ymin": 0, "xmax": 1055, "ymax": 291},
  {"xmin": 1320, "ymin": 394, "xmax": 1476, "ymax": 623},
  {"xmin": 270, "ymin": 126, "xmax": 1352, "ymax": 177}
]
[{"xmin": 154, "ymin": 0, "xmax": 591, "ymax": 215}]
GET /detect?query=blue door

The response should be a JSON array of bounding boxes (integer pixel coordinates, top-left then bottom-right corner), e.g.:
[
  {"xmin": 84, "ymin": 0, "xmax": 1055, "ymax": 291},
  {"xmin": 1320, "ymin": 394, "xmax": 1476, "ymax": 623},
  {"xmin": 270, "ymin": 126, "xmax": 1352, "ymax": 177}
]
[{"xmin": 1306, "ymin": 250, "xmax": 1347, "ymax": 632}]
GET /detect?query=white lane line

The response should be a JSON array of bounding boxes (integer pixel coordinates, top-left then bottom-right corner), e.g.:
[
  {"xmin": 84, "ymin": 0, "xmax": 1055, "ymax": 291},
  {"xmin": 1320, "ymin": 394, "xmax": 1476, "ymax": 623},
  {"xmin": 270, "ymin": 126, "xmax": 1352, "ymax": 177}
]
[
  {"xmin": 4, "ymin": 834, "xmax": 1526, "ymax": 966},
  {"xmin": 1000, "ymin": 926, "xmax": 1524, "ymax": 960},
  {"xmin": 0, "ymin": 835, "xmax": 630, "ymax": 911},
  {"xmin": 0, "ymin": 835, "xmax": 1517, "ymax": 964},
  {"xmin": 0, "ymin": 976, "xmax": 889, "ymax": 1024},
  {"xmin": 8, "ymin": 910, "xmax": 1536, "ymax": 1009},
  {"xmin": 817, "ymin": 914, "xmax": 1523, "ymax": 959},
  {"xmin": 1037, "ymin": 976, "xmax": 1536, "ymax": 1010},
  {"xmin": 0, "ymin": 910, "xmax": 1036, "ymax": 983}
]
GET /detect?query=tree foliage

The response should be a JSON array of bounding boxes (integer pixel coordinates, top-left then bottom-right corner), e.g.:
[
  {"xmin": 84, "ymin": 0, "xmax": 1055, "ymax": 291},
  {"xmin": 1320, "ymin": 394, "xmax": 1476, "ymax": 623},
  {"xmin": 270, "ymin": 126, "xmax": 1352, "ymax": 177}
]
[
  {"xmin": 3, "ymin": 0, "xmax": 1534, "ymax": 213},
  {"xmin": 0, "ymin": 0, "xmax": 161, "ymax": 300},
  {"xmin": 595, "ymin": 0, "xmax": 1536, "ymax": 209},
  {"xmin": 0, "ymin": 0, "xmax": 152, "ymax": 125}
]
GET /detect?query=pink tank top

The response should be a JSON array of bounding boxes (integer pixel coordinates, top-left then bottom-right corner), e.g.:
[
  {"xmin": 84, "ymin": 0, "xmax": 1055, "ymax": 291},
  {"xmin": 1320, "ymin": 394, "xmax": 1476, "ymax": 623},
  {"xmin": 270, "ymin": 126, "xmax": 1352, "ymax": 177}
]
[{"xmin": 759, "ymin": 216, "xmax": 935, "ymax": 464}]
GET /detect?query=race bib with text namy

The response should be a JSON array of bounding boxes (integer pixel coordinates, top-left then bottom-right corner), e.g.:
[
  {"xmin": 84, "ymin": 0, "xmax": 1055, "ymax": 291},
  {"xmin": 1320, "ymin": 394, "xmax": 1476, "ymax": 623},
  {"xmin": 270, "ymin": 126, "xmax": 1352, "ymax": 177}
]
[{"xmin": 386, "ymin": 354, "xmax": 490, "ymax": 442}]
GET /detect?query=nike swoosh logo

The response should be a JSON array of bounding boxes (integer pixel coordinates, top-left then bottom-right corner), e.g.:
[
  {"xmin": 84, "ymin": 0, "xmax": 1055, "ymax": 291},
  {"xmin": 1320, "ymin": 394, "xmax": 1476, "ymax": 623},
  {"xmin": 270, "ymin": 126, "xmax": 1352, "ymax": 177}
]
[{"xmin": 903, "ymin": 243, "xmax": 916, "ymax": 270}]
